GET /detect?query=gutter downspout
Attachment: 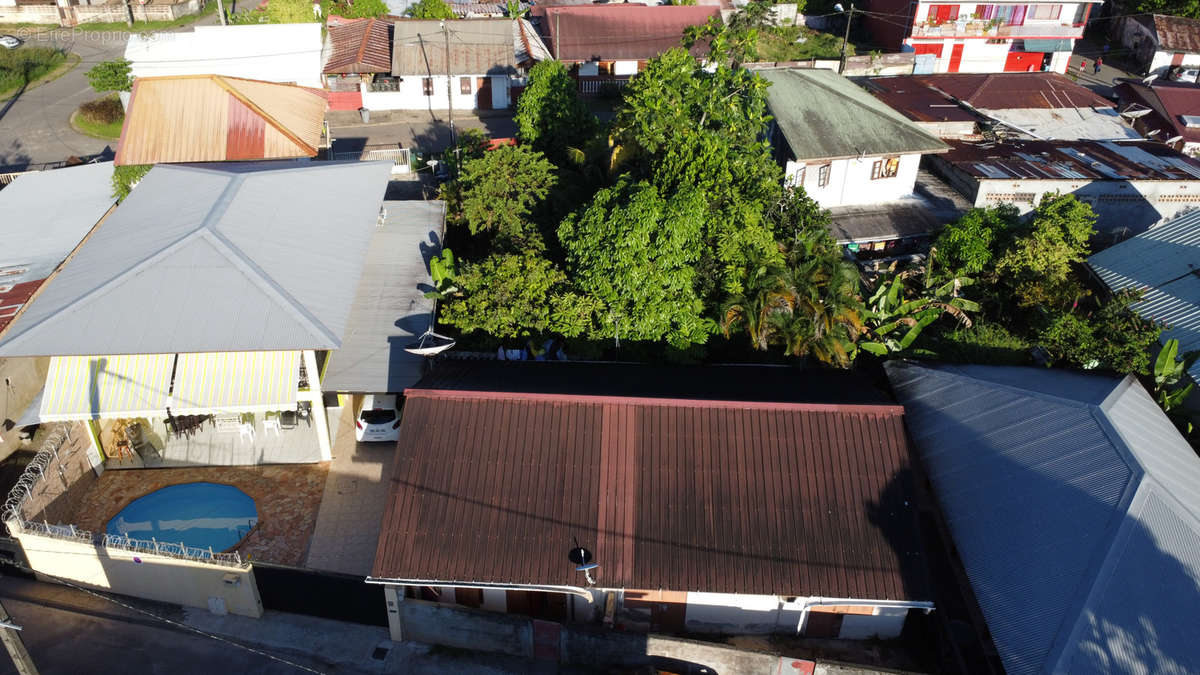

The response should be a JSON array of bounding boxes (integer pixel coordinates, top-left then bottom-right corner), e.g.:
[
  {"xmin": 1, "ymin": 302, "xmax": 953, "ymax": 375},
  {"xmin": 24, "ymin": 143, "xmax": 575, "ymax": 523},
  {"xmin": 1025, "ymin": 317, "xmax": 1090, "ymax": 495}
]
[
  {"xmin": 795, "ymin": 596, "xmax": 935, "ymax": 634},
  {"xmin": 365, "ymin": 576, "xmax": 596, "ymax": 601}
]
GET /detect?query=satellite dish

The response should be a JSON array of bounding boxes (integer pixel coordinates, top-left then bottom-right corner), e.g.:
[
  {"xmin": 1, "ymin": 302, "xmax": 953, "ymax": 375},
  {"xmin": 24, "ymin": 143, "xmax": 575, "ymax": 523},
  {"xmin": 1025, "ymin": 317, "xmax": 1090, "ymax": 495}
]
[
  {"xmin": 576, "ymin": 562, "xmax": 600, "ymax": 572},
  {"xmin": 1144, "ymin": 75, "xmax": 1158, "ymax": 84},
  {"xmin": 568, "ymin": 546, "xmax": 592, "ymax": 566},
  {"xmin": 834, "ymin": 2, "xmax": 844, "ymax": 11},
  {"xmin": 1167, "ymin": 135, "xmax": 1184, "ymax": 144}
]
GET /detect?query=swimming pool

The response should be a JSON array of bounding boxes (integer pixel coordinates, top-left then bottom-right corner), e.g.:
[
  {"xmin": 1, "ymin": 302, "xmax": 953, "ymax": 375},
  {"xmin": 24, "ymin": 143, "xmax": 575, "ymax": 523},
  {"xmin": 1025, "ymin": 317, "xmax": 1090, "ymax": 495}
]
[{"xmin": 106, "ymin": 482, "xmax": 258, "ymax": 553}]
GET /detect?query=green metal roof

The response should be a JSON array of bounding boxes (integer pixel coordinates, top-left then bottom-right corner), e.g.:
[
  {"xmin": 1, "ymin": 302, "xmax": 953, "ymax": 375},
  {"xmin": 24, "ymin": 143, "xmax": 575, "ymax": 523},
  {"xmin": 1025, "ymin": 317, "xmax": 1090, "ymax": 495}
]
[{"xmin": 761, "ymin": 68, "xmax": 949, "ymax": 161}]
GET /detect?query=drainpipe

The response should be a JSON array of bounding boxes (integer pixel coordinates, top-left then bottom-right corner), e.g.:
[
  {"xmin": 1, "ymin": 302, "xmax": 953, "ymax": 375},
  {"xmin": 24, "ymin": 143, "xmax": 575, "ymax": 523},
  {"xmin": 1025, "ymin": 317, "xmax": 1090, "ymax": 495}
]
[
  {"xmin": 795, "ymin": 596, "xmax": 934, "ymax": 634},
  {"xmin": 365, "ymin": 576, "xmax": 596, "ymax": 601}
]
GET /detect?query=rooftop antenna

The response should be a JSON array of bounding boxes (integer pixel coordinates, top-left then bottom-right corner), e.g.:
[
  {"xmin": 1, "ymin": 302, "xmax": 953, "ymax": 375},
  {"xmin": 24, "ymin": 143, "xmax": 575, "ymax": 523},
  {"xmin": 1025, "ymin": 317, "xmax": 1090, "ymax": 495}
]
[{"xmin": 569, "ymin": 536, "xmax": 599, "ymax": 586}]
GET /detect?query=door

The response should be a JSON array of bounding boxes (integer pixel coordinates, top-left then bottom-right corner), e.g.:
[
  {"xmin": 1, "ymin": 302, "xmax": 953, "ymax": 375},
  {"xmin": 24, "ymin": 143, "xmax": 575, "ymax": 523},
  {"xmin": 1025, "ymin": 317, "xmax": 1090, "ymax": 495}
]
[
  {"xmin": 1005, "ymin": 51, "xmax": 1043, "ymax": 72},
  {"xmin": 930, "ymin": 4, "xmax": 959, "ymax": 23},
  {"xmin": 476, "ymin": 77, "xmax": 492, "ymax": 110},
  {"xmin": 1173, "ymin": 52, "xmax": 1186, "ymax": 66},
  {"xmin": 912, "ymin": 43, "xmax": 944, "ymax": 58},
  {"xmin": 948, "ymin": 43, "xmax": 965, "ymax": 72}
]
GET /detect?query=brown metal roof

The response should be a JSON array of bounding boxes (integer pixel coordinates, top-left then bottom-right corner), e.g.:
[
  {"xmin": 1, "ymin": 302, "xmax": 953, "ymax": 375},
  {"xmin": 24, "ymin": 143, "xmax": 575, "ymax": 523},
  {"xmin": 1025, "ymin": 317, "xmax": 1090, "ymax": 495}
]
[
  {"xmin": 324, "ymin": 18, "xmax": 393, "ymax": 74},
  {"xmin": 864, "ymin": 73, "xmax": 1111, "ymax": 122},
  {"xmin": 1115, "ymin": 80, "xmax": 1200, "ymax": 147},
  {"xmin": 1152, "ymin": 14, "xmax": 1200, "ymax": 53},
  {"xmin": 373, "ymin": 386, "xmax": 928, "ymax": 601},
  {"xmin": 535, "ymin": 5, "xmax": 719, "ymax": 62},
  {"xmin": 938, "ymin": 138, "xmax": 1200, "ymax": 180},
  {"xmin": 114, "ymin": 75, "xmax": 328, "ymax": 166},
  {"xmin": 391, "ymin": 18, "xmax": 516, "ymax": 77}
]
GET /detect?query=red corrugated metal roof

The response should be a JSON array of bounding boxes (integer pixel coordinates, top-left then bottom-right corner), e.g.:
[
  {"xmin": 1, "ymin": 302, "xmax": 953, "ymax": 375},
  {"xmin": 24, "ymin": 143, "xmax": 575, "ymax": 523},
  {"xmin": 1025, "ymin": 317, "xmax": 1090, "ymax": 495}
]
[
  {"xmin": 324, "ymin": 18, "xmax": 393, "ymax": 74},
  {"xmin": 0, "ymin": 280, "xmax": 41, "ymax": 336},
  {"xmin": 1115, "ymin": 81, "xmax": 1200, "ymax": 147},
  {"xmin": 866, "ymin": 73, "xmax": 1111, "ymax": 121},
  {"xmin": 372, "ymin": 388, "xmax": 928, "ymax": 601},
  {"xmin": 536, "ymin": 5, "xmax": 719, "ymax": 62},
  {"xmin": 1152, "ymin": 14, "xmax": 1200, "ymax": 54}
]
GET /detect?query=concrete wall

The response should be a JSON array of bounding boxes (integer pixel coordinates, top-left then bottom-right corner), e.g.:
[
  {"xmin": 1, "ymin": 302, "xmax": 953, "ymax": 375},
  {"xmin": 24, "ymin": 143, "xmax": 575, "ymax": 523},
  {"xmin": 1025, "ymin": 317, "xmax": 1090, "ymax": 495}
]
[
  {"xmin": 0, "ymin": 357, "xmax": 48, "ymax": 462},
  {"xmin": 362, "ymin": 74, "xmax": 510, "ymax": 111},
  {"xmin": 18, "ymin": 422, "xmax": 99, "ymax": 525},
  {"xmin": 786, "ymin": 153, "xmax": 922, "ymax": 208},
  {"xmin": 970, "ymin": 177, "xmax": 1200, "ymax": 234},
  {"xmin": 0, "ymin": 3, "xmax": 57, "ymax": 23},
  {"xmin": 14, "ymin": 530, "xmax": 263, "ymax": 617},
  {"xmin": 387, "ymin": 589, "xmax": 533, "ymax": 656}
]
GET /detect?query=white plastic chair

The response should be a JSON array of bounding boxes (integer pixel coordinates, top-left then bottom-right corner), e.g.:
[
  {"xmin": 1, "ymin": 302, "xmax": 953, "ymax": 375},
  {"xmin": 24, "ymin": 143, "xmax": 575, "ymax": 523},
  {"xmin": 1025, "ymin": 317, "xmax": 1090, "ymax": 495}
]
[
  {"xmin": 263, "ymin": 418, "xmax": 282, "ymax": 437},
  {"xmin": 238, "ymin": 423, "xmax": 256, "ymax": 444}
]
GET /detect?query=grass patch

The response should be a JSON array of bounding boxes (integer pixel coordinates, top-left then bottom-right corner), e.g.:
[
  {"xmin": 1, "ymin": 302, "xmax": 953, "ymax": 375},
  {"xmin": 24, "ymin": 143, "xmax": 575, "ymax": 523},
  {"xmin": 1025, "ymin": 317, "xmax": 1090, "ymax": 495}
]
[
  {"xmin": 755, "ymin": 25, "xmax": 852, "ymax": 62},
  {"xmin": 72, "ymin": 0, "xmax": 217, "ymax": 32},
  {"xmin": 0, "ymin": 46, "xmax": 71, "ymax": 98},
  {"xmin": 72, "ymin": 95, "xmax": 124, "ymax": 140}
]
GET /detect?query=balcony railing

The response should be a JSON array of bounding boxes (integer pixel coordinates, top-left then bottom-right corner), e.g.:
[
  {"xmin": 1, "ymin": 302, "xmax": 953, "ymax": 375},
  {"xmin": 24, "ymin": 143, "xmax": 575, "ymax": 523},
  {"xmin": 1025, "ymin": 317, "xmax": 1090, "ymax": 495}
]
[{"xmin": 912, "ymin": 20, "xmax": 1084, "ymax": 39}]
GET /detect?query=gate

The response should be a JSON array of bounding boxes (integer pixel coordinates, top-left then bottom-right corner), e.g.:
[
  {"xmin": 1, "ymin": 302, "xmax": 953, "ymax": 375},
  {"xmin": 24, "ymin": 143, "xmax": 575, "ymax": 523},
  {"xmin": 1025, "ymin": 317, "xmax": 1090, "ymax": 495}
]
[{"xmin": 252, "ymin": 563, "xmax": 388, "ymax": 626}]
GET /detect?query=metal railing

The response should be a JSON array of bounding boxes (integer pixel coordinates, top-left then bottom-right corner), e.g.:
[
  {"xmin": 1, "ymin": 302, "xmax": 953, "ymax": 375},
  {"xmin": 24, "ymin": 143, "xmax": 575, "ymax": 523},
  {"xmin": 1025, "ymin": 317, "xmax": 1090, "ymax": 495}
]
[
  {"xmin": 331, "ymin": 147, "xmax": 412, "ymax": 166},
  {"xmin": 0, "ymin": 173, "xmax": 26, "ymax": 189},
  {"xmin": 911, "ymin": 20, "xmax": 1084, "ymax": 39},
  {"xmin": 3, "ymin": 424, "xmax": 248, "ymax": 569},
  {"xmin": 578, "ymin": 78, "xmax": 629, "ymax": 96}
]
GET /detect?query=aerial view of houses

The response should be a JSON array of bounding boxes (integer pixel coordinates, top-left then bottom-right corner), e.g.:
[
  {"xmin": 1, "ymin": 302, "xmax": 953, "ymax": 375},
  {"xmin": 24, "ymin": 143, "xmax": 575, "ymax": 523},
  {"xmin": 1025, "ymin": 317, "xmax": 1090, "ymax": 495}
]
[{"xmin": 3, "ymin": 0, "xmax": 1200, "ymax": 671}]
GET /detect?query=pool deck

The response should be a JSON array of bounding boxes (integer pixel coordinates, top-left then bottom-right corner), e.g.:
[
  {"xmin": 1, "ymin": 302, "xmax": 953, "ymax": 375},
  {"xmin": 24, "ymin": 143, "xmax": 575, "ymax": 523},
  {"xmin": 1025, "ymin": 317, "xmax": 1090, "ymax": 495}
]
[{"xmin": 70, "ymin": 463, "xmax": 329, "ymax": 567}]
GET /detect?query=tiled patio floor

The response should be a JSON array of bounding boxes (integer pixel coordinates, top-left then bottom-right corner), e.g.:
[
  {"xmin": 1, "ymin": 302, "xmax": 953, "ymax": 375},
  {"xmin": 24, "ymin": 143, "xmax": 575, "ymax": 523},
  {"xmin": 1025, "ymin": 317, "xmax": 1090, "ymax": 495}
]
[
  {"xmin": 304, "ymin": 403, "xmax": 396, "ymax": 576},
  {"xmin": 70, "ymin": 463, "xmax": 329, "ymax": 567},
  {"xmin": 100, "ymin": 417, "xmax": 323, "ymax": 469}
]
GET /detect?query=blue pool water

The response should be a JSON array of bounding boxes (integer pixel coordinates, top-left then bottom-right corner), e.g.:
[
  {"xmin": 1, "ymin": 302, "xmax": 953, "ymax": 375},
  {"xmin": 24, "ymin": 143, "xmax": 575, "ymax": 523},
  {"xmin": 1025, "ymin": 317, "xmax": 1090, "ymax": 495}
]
[{"xmin": 106, "ymin": 482, "xmax": 258, "ymax": 553}]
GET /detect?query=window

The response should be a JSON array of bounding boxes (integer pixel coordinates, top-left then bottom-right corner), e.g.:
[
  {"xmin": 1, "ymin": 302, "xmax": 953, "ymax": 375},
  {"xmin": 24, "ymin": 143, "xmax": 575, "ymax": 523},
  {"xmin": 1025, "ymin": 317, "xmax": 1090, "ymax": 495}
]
[
  {"xmin": 927, "ymin": 4, "xmax": 959, "ymax": 24},
  {"xmin": 422, "ymin": 78, "xmax": 434, "ymax": 96},
  {"xmin": 871, "ymin": 157, "xmax": 900, "ymax": 180},
  {"xmin": 817, "ymin": 164, "xmax": 831, "ymax": 187},
  {"xmin": 460, "ymin": 76, "xmax": 472, "ymax": 95},
  {"xmin": 1027, "ymin": 4, "xmax": 1061, "ymax": 20},
  {"xmin": 791, "ymin": 165, "xmax": 806, "ymax": 186}
]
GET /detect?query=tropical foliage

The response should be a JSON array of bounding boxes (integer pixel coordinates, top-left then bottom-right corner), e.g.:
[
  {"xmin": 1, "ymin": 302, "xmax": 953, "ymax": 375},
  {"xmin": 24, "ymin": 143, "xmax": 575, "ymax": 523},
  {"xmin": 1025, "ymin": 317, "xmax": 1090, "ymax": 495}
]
[
  {"xmin": 85, "ymin": 59, "xmax": 132, "ymax": 93},
  {"xmin": 407, "ymin": 0, "xmax": 456, "ymax": 18}
]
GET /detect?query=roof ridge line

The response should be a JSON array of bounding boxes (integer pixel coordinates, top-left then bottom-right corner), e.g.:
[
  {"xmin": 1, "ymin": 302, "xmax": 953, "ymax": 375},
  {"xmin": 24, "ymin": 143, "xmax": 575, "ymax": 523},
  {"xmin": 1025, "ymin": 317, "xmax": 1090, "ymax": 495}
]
[
  {"xmin": 355, "ymin": 19, "xmax": 374, "ymax": 67},
  {"xmin": 405, "ymin": 388, "xmax": 905, "ymax": 414},
  {"xmin": 198, "ymin": 226, "xmax": 341, "ymax": 348},
  {"xmin": 211, "ymin": 75, "xmax": 318, "ymax": 156},
  {"xmin": 801, "ymin": 70, "xmax": 944, "ymax": 142}
]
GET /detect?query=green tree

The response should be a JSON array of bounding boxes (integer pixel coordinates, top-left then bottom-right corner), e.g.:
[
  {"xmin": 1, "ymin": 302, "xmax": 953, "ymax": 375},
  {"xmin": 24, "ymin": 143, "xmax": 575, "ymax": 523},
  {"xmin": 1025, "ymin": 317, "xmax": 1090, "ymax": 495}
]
[
  {"xmin": 859, "ymin": 262, "xmax": 979, "ymax": 356},
  {"xmin": 559, "ymin": 180, "xmax": 714, "ymax": 348},
  {"xmin": 933, "ymin": 204, "xmax": 1019, "ymax": 277},
  {"xmin": 996, "ymin": 193, "xmax": 1096, "ymax": 309},
  {"xmin": 1036, "ymin": 291, "xmax": 1161, "ymax": 374},
  {"xmin": 1125, "ymin": 0, "xmax": 1200, "ymax": 19},
  {"xmin": 264, "ymin": 0, "xmax": 319, "ymax": 22},
  {"xmin": 514, "ymin": 60, "xmax": 596, "ymax": 160},
  {"xmin": 439, "ymin": 253, "xmax": 596, "ymax": 338},
  {"xmin": 86, "ymin": 59, "xmax": 132, "ymax": 93},
  {"xmin": 504, "ymin": 0, "xmax": 528, "ymax": 17},
  {"xmin": 406, "ymin": 0, "xmax": 456, "ymax": 18},
  {"xmin": 325, "ymin": 0, "xmax": 389, "ymax": 18},
  {"xmin": 111, "ymin": 164, "xmax": 151, "ymax": 202},
  {"xmin": 454, "ymin": 145, "xmax": 557, "ymax": 248}
]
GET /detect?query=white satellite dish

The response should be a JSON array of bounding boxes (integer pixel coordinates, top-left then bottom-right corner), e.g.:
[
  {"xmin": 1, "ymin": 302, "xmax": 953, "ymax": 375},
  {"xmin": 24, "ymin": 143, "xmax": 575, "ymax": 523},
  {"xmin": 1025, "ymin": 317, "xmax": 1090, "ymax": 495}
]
[{"xmin": 1167, "ymin": 135, "xmax": 1184, "ymax": 145}]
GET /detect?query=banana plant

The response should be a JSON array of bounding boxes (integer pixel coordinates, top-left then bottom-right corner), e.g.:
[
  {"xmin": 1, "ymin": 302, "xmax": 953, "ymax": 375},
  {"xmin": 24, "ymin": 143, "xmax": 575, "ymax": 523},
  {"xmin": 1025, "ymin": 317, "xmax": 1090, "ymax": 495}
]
[
  {"xmin": 1153, "ymin": 338, "xmax": 1200, "ymax": 414},
  {"xmin": 859, "ymin": 262, "xmax": 978, "ymax": 357},
  {"xmin": 425, "ymin": 248, "xmax": 460, "ymax": 300}
]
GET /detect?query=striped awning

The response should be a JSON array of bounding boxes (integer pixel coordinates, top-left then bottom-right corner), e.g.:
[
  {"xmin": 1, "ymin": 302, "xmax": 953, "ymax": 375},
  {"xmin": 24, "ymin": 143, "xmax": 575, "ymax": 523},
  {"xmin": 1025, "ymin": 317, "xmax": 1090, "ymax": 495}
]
[
  {"xmin": 40, "ymin": 354, "xmax": 174, "ymax": 421},
  {"xmin": 170, "ymin": 351, "xmax": 300, "ymax": 414}
]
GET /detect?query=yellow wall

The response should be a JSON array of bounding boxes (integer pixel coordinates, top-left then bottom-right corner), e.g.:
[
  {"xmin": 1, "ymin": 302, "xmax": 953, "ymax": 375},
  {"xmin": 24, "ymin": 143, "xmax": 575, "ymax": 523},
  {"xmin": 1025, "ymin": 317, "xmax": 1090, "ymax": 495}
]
[{"xmin": 14, "ymin": 531, "xmax": 263, "ymax": 618}]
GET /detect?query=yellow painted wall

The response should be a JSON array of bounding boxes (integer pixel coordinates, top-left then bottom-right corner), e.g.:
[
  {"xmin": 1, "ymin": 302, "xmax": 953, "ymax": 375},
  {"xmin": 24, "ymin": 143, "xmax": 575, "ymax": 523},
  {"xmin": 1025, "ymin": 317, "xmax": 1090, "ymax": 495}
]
[{"xmin": 14, "ymin": 531, "xmax": 263, "ymax": 618}]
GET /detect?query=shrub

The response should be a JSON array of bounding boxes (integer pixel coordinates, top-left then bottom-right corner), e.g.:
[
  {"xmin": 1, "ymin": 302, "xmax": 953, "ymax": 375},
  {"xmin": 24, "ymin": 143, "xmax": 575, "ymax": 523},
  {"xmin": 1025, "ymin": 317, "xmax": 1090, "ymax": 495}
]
[
  {"xmin": 78, "ymin": 97, "xmax": 124, "ymax": 126},
  {"xmin": 0, "ymin": 47, "xmax": 66, "ymax": 95},
  {"xmin": 85, "ymin": 59, "xmax": 132, "ymax": 93}
]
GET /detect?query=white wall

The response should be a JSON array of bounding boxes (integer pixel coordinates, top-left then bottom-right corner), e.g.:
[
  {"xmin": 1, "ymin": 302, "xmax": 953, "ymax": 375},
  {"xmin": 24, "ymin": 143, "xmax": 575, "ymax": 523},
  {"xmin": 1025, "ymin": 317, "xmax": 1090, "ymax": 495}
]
[
  {"xmin": 681, "ymin": 592, "xmax": 913, "ymax": 638},
  {"xmin": 16, "ymin": 531, "xmax": 263, "ymax": 618},
  {"xmin": 786, "ymin": 153, "xmax": 922, "ymax": 207},
  {"xmin": 839, "ymin": 606, "xmax": 909, "ymax": 639},
  {"xmin": 1149, "ymin": 50, "xmax": 1200, "ymax": 77},
  {"xmin": 362, "ymin": 74, "xmax": 511, "ymax": 111},
  {"xmin": 972, "ymin": 178, "xmax": 1200, "ymax": 233},
  {"xmin": 125, "ymin": 24, "xmax": 323, "ymax": 88}
]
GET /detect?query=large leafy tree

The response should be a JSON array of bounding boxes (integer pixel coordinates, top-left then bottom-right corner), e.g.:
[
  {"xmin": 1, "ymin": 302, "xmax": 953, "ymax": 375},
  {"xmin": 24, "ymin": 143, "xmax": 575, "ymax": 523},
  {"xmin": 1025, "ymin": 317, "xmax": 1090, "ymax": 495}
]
[
  {"xmin": 86, "ymin": 59, "xmax": 132, "ymax": 93},
  {"xmin": 996, "ymin": 193, "xmax": 1096, "ymax": 310},
  {"xmin": 406, "ymin": 0, "xmax": 456, "ymax": 18},
  {"xmin": 932, "ymin": 204, "xmax": 1020, "ymax": 277},
  {"xmin": 514, "ymin": 60, "xmax": 596, "ymax": 160},
  {"xmin": 1125, "ymin": 0, "xmax": 1200, "ymax": 19},
  {"xmin": 454, "ymin": 144, "xmax": 556, "ymax": 248},
  {"xmin": 439, "ymin": 253, "xmax": 597, "ymax": 338},
  {"xmin": 559, "ymin": 180, "xmax": 714, "ymax": 348},
  {"xmin": 610, "ymin": 48, "xmax": 783, "ymax": 295}
]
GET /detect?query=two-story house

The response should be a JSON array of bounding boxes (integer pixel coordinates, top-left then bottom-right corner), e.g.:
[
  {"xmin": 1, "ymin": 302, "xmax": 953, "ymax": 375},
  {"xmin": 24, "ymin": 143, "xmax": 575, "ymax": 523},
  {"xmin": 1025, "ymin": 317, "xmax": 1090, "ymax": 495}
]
[{"xmin": 863, "ymin": 0, "xmax": 1102, "ymax": 73}]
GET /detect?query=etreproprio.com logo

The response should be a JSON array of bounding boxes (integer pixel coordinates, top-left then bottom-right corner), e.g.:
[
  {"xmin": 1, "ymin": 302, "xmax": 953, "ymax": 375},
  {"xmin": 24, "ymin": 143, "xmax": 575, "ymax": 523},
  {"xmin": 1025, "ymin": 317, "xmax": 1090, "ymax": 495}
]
[{"xmin": 10, "ymin": 26, "xmax": 183, "ymax": 44}]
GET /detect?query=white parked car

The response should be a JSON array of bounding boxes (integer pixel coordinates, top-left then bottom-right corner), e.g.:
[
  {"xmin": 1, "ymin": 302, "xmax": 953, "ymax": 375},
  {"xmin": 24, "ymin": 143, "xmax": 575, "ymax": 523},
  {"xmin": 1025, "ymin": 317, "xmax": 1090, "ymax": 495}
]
[
  {"xmin": 1169, "ymin": 66, "xmax": 1200, "ymax": 83},
  {"xmin": 0, "ymin": 35, "xmax": 22, "ymax": 49},
  {"xmin": 354, "ymin": 394, "xmax": 401, "ymax": 442}
]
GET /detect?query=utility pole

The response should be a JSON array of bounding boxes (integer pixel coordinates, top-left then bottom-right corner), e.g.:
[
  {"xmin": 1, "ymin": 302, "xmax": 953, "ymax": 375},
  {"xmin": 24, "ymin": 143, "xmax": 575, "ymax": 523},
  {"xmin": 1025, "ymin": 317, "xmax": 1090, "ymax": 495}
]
[
  {"xmin": 838, "ymin": 3, "xmax": 855, "ymax": 75},
  {"xmin": 0, "ymin": 600, "xmax": 37, "ymax": 675},
  {"xmin": 442, "ymin": 21, "xmax": 458, "ymax": 171},
  {"xmin": 123, "ymin": 0, "xmax": 134, "ymax": 27},
  {"xmin": 216, "ymin": 0, "xmax": 227, "ymax": 26}
]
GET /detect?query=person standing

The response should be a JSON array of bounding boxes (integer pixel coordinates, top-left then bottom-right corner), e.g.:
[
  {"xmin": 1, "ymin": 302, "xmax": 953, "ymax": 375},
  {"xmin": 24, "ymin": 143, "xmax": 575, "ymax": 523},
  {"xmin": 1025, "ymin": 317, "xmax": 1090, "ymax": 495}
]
[
  {"xmin": 1094, "ymin": 56, "xmax": 1103, "ymax": 74},
  {"xmin": 1079, "ymin": 59, "xmax": 1087, "ymax": 75}
]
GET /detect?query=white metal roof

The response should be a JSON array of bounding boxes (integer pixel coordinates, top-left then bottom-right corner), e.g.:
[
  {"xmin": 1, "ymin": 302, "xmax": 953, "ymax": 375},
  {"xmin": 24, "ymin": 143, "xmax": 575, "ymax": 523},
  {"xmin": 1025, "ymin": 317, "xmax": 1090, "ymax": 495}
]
[
  {"xmin": 887, "ymin": 361, "xmax": 1200, "ymax": 675},
  {"xmin": 0, "ymin": 161, "xmax": 394, "ymax": 357},
  {"xmin": 982, "ymin": 107, "xmax": 1141, "ymax": 141},
  {"xmin": 125, "ymin": 24, "xmax": 324, "ymax": 88},
  {"xmin": 1088, "ymin": 209, "xmax": 1200, "ymax": 382}
]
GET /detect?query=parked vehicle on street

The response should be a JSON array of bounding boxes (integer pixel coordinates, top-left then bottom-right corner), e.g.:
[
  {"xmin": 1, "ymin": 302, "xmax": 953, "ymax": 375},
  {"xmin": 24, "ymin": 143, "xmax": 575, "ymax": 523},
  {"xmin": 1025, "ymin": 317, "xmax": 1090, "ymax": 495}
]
[
  {"xmin": 0, "ymin": 35, "xmax": 23, "ymax": 49},
  {"xmin": 354, "ymin": 394, "xmax": 401, "ymax": 442},
  {"xmin": 1169, "ymin": 66, "xmax": 1200, "ymax": 83}
]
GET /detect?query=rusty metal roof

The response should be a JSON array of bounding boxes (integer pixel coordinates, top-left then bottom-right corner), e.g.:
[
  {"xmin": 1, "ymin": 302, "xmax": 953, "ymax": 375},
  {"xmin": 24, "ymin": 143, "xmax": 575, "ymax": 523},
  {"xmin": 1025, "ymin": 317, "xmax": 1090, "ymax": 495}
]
[
  {"xmin": 1151, "ymin": 14, "xmax": 1200, "ymax": 53},
  {"xmin": 1116, "ymin": 80, "xmax": 1200, "ymax": 147},
  {"xmin": 324, "ymin": 18, "xmax": 393, "ymax": 74},
  {"xmin": 864, "ymin": 73, "xmax": 1112, "ymax": 122},
  {"xmin": 938, "ymin": 138, "xmax": 1200, "ymax": 181},
  {"xmin": 536, "ymin": 5, "xmax": 719, "ymax": 62},
  {"xmin": 114, "ymin": 75, "xmax": 328, "ymax": 166},
  {"xmin": 372, "ymin": 365, "xmax": 929, "ymax": 601},
  {"xmin": 392, "ymin": 18, "xmax": 516, "ymax": 77}
]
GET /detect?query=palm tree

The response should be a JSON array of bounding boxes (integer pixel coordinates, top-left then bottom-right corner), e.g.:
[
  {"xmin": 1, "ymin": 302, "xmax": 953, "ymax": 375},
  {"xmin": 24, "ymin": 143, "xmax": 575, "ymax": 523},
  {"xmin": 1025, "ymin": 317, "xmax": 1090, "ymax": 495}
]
[
  {"xmin": 773, "ymin": 255, "xmax": 865, "ymax": 367},
  {"xmin": 720, "ymin": 259, "xmax": 791, "ymax": 351}
]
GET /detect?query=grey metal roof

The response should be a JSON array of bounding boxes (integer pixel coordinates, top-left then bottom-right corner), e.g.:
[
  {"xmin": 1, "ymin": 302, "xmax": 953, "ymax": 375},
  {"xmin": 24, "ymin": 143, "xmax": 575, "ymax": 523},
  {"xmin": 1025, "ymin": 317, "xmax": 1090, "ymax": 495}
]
[
  {"xmin": 886, "ymin": 361, "xmax": 1200, "ymax": 675},
  {"xmin": 762, "ymin": 69, "xmax": 949, "ymax": 162},
  {"xmin": 0, "ymin": 162, "xmax": 115, "ymax": 285},
  {"xmin": 0, "ymin": 161, "xmax": 394, "ymax": 357},
  {"xmin": 1088, "ymin": 210, "xmax": 1200, "ymax": 382},
  {"xmin": 320, "ymin": 200, "xmax": 444, "ymax": 393},
  {"xmin": 392, "ymin": 19, "xmax": 516, "ymax": 77}
]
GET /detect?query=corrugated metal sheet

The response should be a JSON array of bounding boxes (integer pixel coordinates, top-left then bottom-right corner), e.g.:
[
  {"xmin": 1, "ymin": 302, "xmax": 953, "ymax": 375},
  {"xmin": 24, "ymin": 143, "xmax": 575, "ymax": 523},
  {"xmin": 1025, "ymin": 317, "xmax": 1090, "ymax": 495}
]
[
  {"xmin": 866, "ymin": 73, "xmax": 1113, "ymax": 118},
  {"xmin": 0, "ymin": 161, "xmax": 394, "ymax": 357},
  {"xmin": 320, "ymin": 201, "xmax": 443, "ymax": 394},
  {"xmin": 1088, "ymin": 209, "xmax": 1200, "ymax": 381},
  {"xmin": 324, "ymin": 18, "xmax": 393, "ymax": 74},
  {"xmin": 1115, "ymin": 81, "xmax": 1200, "ymax": 147},
  {"xmin": 171, "ymin": 351, "xmax": 300, "ymax": 414},
  {"xmin": 537, "ymin": 5, "xmax": 718, "ymax": 62},
  {"xmin": 115, "ymin": 75, "xmax": 327, "ymax": 166},
  {"xmin": 886, "ymin": 361, "xmax": 1200, "ymax": 675},
  {"xmin": 41, "ymin": 354, "xmax": 174, "ymax": 420},
  {"xmin": 0, "ymin": 162, "xmax": 114, "ymax": 337},
  {"xmin": 763, "ymin": 69, "xmax": 949, "ymax": 162},
  {"xmin": 392, "ymin": 19, "xmax": 515, "ymax": 77},
  {"xmin": 1152, "ymin": 13, "xmax": 1200, "ymax": 53},
  {"xmin": 373, "ymin": 385, "xmax": 928, "ymax": 600},
  {"xmin": 125, "ymin": 24, "xmax": 324, "ymax": 89},
  {"xmin": 941, "ymin": 138, "xmax": 1200, "ymax": 180}
]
